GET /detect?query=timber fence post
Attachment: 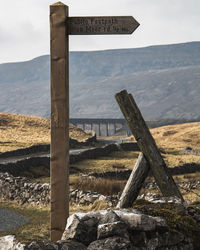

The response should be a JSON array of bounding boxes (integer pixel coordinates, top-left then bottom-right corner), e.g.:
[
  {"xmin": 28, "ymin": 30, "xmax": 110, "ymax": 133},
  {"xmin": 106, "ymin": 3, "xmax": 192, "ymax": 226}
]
[
  {"xmin": 115, "ymin": 90, "xmax": 184, "ymax": 201},
  {"xmin": 117, "ymin": 153, "xmax": 150, "ymax": 208}
]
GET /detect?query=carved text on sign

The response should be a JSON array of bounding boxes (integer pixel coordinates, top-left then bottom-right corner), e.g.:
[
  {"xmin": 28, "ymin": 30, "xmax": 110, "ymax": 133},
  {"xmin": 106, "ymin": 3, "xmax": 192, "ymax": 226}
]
[{"xmin": 68, "ymin": 16, "xmax": 139, "ymax": 35}]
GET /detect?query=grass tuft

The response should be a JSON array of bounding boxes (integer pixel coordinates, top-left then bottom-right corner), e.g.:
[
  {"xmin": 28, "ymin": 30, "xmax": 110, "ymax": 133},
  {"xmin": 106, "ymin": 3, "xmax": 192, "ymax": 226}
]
[{"xmin": 73, "ymin": 177, "xmax": 125, "ymax": 196}]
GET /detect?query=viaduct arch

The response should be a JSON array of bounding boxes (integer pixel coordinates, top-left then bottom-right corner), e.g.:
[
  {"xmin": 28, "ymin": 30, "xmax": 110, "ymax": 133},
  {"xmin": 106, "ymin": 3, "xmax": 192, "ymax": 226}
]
[{"xmin": 69, "ymin": 118, "xmax": 131, "ymax": 136}]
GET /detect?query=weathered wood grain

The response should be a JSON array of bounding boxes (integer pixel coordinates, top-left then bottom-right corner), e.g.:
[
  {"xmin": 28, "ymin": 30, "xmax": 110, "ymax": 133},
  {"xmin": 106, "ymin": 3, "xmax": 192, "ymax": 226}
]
[
  {"xmin": 115, "ymin": 90, "xmax": 184, "ymax": 201},
  {"xmin": 50, "ymin": 2, "xmax": 69, "ymax": 241},
  {"xmin": 68, "ymin": 16, "xmax": 139, "ymax": 35},
  {"xmin": 117, "ymin": 153, "xmax": 150, "ymax": 208}
]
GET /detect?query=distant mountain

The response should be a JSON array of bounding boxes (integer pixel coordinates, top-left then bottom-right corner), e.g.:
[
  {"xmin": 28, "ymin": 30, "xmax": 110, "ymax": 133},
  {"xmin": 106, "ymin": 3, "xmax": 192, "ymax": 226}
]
[{"xmin": 0, "ymin": 41, "xmax": 200, "ymax": 120}]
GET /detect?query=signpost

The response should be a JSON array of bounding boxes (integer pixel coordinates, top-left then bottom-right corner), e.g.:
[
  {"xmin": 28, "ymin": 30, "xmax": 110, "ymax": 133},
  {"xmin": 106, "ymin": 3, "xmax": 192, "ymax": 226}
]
[
  {"xmin": 50, "ymin": 1, "xmax": 139, "ymax": 241},
  {"xmin": 68, "ymin": 16, "xmax": 139, "ymax": 35}
]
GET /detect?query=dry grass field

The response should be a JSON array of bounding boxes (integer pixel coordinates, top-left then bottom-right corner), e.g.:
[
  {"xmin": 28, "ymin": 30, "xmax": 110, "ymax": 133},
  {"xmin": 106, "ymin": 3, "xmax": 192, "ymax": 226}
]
[
  {"xmin": 0, "ymin": 113, "xmax": 50, "ymax": 152},
  {"xmin": 127, "ymin": 122, "xmax": 200, "ymax": 168},
  {"xmin": 151, "ymin": 122, "xmax": 200, "ymax": 151},
  {"xmin": 125, "ymin": 121, "xmax": 200, "ymax": 151},
  {"xmin": 0, "ymin": 113, "xmax": 93, "ymax": 152}
]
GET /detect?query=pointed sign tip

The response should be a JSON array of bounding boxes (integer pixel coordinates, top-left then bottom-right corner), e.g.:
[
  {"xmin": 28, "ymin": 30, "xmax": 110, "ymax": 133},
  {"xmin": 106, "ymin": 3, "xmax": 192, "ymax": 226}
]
[{"xmin": 129, "ymin": 16, "xmax": 140, "ymax": 34}]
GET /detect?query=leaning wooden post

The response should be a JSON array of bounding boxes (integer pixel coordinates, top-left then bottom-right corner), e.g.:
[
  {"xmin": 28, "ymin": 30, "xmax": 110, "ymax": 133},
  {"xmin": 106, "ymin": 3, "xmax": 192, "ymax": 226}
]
[
  {"xmin": 117, "ymin": 153, "xmax": 150, "ymax": 208},
  {"xmin": 115, "ymin": 90, "xmax": 184, "ymax": 201},
  {"xmin": 50, "ymin": 2, "xmax": 69, "ymax": 241}
]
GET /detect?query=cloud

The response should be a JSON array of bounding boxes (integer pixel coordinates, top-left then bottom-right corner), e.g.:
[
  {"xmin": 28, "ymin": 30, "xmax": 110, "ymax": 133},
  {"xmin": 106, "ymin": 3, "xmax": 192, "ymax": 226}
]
[{"xmin": 0, "ymin": 0, "xmax": 199, "ymax": 63}]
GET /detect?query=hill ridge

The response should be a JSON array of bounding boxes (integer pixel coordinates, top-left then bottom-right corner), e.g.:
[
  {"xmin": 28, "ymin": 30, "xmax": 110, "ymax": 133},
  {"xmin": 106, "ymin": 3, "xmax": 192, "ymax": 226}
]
[{"xmin": 0, "ymin": 41, "xmax": 199, "ymax": 120}]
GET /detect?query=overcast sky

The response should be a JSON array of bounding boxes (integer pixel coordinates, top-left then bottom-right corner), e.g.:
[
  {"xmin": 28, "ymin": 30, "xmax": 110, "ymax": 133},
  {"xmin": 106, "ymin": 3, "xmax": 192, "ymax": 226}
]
[{"xmin": 0, "ymin": 0, "xmax": 199, "ymax": 64}]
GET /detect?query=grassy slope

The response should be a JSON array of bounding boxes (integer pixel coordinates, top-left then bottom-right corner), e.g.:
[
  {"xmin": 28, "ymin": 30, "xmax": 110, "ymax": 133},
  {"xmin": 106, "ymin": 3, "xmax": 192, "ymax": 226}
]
[
  {"xmin": 1, "ymin": 112, "xmax": 200, "ymax": 152},
  {"xmin": 151, "ymin": 121, "xmax": 200, "ymax": 150},
  {"xmin": 0, "ymin": 113, "xmax": 93, "ymax": 152}
]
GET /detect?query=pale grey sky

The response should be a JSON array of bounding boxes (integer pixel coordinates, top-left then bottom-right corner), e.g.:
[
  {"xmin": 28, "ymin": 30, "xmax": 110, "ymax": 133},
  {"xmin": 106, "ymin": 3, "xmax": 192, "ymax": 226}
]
[{"xmin": 0, "ymin": 0, "xmax": 199, "ymax": 64}]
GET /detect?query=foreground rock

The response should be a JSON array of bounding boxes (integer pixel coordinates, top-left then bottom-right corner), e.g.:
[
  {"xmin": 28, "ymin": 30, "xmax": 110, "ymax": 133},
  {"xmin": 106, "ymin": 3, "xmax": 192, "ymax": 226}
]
[
  {"xmin": 0, "ymin": 236, "xmax": 87, "ymax": 250},
  {"xmin": 62, "ymin": 209, "xmax": 193, "ymax": 249},
  {"xmin": 0, "ymin": 235, "xmax": 25, "ymax": 250},
  {"xmin": 0, "ymin": 208, "xmax": 194, "ymax": 249}
]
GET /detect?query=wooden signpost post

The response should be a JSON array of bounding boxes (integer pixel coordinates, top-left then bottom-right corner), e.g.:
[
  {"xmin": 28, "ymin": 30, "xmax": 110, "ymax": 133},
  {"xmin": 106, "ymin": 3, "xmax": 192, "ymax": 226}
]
[{"xmin": 50, "ymin": 1, "xmax": 139, "ymax": 241}]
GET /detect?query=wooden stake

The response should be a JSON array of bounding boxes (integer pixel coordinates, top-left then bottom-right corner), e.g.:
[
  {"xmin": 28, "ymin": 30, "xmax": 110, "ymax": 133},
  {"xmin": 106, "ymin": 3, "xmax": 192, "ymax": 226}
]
[
  {"xmin": 117, "ymin": 153, "xmax": 150, "ymax": 208},
  {"xmin": 50, "ymin": 2, "xmax": 69, "ymax": 241},
  {"xmin": 115, "ymin": 90, "xmax": 184, "ymax": 201}
]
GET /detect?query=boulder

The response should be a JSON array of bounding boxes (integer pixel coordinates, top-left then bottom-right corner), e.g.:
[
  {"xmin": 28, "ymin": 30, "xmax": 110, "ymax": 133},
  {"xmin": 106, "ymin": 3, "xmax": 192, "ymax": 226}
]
[
  {"xmin": 62, "ymin": 212, "xmax": 99, "ymax": 246},
  {"xmin": 62, "ymin": 209, "xmax": 192, "ymax": 249}
]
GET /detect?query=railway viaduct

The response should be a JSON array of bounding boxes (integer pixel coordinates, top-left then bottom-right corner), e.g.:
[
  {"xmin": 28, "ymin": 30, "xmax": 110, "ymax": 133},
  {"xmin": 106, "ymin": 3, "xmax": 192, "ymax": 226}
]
[{"xmin": 69, "ymin": 118, "xmax": 131, "ymax": 136}]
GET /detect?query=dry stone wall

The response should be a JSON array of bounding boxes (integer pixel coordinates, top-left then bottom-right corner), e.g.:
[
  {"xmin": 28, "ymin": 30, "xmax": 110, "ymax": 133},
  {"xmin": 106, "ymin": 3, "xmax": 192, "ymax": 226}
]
[
  {"xmin": 0, "ymin": 172, "xmax": 50, "ymax": 205},
  {"xmin": 1, "ymin": 171, "xmax": 200, "ymax": 208},
  {"xmin": 0, "ymin": 144, "xmax": 50, "ymax": 159},
  {"xmin": 0, "ymin": 132, "xmax": 97, "ymax": 159},
  {"xmin": 1, "ymin": 142, "xmax": 200, "ymax": 178},
  {"xmin": 0, "ymin": 172, "xmax": 117, "ymax": 206},
  {"xmin": 0, "ymin": 157, "xmax": 50, "ymax": 177},
  {"xmin": 0, "ymin": 143, "xmax": 139, "ymax": 176},
  {"xmin": 88, "ymin": 162, "xmax": 200, "ymax": 180}
]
